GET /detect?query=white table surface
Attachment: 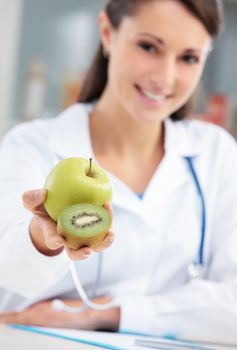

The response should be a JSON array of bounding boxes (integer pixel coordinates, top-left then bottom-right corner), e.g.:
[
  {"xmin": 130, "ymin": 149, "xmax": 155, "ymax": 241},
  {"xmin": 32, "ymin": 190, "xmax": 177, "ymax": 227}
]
[
  {"xmin": 0, "ymin": 325, "xmax": 99, "ymax": 349},
  {"xmin": 1, "ymin": 325, "xmax": 235, "ymax": 350}
]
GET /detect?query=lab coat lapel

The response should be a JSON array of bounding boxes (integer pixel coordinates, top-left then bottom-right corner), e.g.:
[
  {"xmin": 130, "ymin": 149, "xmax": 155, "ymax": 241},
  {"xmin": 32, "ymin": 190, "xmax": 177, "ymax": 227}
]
[
  {"xmin": 49, "ymin": 103, "xmax": 95, "ymax": 159},
  {"xmin": 142, "ymin": 118, "xmax": 203, "ymax": 215},
  {"xmin": 108, "ymin": 151, "xmax": 192, "ymax": 219},
  {"xmin": 143, "ymin": 151, "xmax": 189, "ymax": 206},
  {"xmin": 111, "ymin": 174, "xmax": 144, "ymax": 214}
]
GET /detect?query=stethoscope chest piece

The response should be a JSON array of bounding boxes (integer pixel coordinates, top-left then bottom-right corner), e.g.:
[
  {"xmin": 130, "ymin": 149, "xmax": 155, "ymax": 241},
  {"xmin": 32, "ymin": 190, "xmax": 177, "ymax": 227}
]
[{"xmin": 187, "ymin": 262, "xmax": 203, "ymax": 279}]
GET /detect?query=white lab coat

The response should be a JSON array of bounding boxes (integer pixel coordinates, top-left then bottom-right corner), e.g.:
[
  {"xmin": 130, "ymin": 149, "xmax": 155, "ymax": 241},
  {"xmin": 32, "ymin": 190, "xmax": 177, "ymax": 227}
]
[{"xmin": 0, "ymin": 103, "xmax": 237, "ymax": 343}]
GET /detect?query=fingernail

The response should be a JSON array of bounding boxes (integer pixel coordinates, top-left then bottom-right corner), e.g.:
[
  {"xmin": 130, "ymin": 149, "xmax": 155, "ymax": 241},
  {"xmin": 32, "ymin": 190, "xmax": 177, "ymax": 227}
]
[{"xmin": 82, "ymin": 250, "xmax": 91, "ymax": 257}]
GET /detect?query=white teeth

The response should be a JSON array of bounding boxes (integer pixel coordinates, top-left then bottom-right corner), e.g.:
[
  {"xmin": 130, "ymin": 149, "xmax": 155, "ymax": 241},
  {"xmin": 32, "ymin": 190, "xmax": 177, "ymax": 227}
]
[{"xmin": 141, "ymin": 89, "xmax": 166, "ymax": 102}]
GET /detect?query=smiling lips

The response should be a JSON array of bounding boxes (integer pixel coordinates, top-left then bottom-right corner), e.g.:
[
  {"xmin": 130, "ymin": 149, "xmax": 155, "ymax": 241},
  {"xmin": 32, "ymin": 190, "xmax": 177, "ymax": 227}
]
[{"xmin": 135, "ymin": 84, "xmax": 172, "ymax": 107}]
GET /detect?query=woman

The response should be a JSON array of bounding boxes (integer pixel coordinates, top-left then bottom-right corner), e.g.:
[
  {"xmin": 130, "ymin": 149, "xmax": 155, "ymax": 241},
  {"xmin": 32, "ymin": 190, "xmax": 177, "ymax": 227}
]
[{"xmin": 1, "ymin": 0, "xmax": 237, "ymax": 343}]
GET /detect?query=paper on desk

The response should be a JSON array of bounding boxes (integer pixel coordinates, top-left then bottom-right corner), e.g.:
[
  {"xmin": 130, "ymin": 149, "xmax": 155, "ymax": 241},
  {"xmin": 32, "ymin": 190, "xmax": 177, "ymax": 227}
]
[
  {"xmin": 10, "ymin": 325, "xmax": 145, "ymax": 349},
  {"xmin": 11, "ymin": 324, "xmax": 141, "ymax": 350},
  {"xmin": 10, "ymin": 324, "xmax": 236, "ymax": 350}
]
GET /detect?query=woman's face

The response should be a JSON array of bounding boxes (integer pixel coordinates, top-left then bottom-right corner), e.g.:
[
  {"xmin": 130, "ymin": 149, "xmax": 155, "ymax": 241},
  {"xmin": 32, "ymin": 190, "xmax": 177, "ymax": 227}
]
[{"xmin": 100, "ymin": 0, "xmax": 212, "ymax": 124}]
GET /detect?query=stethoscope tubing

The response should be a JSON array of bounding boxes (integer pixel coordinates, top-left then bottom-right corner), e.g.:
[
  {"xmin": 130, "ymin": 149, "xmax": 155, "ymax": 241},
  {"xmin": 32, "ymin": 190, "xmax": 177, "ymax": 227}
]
[{"xmin": 184, "ymin": 156, "xmax": 206, "ymax": 266}]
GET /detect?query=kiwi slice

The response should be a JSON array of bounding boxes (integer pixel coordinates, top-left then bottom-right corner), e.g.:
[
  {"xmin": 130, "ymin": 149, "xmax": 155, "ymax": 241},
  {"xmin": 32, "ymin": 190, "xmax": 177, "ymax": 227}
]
[{"xmin": 57, "ymin": 203, "xmax": 112, "ymax": 249}]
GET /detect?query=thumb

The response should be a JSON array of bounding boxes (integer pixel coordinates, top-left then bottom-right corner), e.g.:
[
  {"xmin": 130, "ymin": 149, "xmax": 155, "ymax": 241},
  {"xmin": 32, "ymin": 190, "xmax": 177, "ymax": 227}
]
[
  {"xmin": 22, "ymin": 189, "xmax": 47, "ymax": 213},
  {"xmin": 103, "ymin": 202, "xmax": 113, "ymax": 218}
]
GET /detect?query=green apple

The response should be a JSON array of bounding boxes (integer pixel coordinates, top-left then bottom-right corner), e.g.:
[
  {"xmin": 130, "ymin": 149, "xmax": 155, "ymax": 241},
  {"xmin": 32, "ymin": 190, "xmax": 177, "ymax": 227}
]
[{"xmin": 43, "ymin": 157, "xmax": 113, "ymax": 222}]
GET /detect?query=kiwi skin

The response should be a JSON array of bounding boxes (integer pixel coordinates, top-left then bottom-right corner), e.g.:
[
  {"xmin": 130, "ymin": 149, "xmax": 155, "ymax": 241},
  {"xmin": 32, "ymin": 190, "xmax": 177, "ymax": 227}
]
[
  {"xmin": 58, "ymin": 228, "xmax": 108, "ymax": 250},
  {"xmin": 57, "ymin": 203, "xmax": 112, "ymax": 249}
]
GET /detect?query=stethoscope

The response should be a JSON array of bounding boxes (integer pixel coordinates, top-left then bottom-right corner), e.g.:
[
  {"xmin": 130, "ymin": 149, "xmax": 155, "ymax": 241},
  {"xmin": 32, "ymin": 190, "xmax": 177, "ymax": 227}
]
[
  {"xmin": 184, "ymin": 156, "xmax": 206, "ymax": 279},
  {"xmin": 52, "ymin": 155, "xmax": 206, "ymax": 313}
]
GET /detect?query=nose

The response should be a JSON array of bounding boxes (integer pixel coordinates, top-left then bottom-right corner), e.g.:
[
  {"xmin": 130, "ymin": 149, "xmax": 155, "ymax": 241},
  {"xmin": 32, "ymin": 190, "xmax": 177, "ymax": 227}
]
[{"xmin": 151, "ymin": 56, "xmax": 177, "ymax": 90}]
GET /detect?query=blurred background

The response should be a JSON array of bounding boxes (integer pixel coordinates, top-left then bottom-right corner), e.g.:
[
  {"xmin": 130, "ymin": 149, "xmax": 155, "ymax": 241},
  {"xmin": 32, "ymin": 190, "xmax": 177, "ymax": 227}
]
[{"xmin": 0, "ymin": 0, "xmax": 237, "ymax": 139}]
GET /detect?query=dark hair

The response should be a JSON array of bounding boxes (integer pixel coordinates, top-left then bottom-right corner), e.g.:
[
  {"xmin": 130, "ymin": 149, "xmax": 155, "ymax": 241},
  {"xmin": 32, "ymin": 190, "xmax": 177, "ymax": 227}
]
[{"xmin": 78, "ymin": 0, "xmax": 223, "ymax": 121}]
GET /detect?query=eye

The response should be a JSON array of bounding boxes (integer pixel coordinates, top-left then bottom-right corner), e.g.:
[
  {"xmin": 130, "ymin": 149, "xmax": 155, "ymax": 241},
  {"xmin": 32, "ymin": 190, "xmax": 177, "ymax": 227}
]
[
  {"xmin": 138, "ymin": 41, "xmax": 158, "ymax": 54},
  {"xmin": 181, "ymin": 54, "xmax": 200, "ymax": 65}
]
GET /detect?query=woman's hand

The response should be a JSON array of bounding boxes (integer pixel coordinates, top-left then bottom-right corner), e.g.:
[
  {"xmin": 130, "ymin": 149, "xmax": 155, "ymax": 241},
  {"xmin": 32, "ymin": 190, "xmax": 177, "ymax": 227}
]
[
  {"xmin": 23, "ymin": 189, "xmax": 115, "ymax": 260},
  {"xmin": 0, "ymin": 297, "xmax": 120, "ymax": 331}
]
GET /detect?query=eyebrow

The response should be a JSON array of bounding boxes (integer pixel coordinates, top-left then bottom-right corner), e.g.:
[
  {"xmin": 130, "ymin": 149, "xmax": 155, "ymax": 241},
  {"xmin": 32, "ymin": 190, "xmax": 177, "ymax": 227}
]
[
  {"xmin": 137, "ymin": 32, "xmax": 203, "ymax": 53},
  {"xmin": 138, "ymin": 32, "xmax": 165, "ymax": 46}
]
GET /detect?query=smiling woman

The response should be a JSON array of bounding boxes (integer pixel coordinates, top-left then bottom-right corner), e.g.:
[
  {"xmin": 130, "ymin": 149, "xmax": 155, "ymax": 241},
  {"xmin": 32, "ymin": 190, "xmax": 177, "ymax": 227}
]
[
  {"xmin": 1, "ymin": 0, "xmax": 237, "ymax": 345},
  {"xmin": 79, "ymin": 0, "xmax": 222, "ymax": 122}
]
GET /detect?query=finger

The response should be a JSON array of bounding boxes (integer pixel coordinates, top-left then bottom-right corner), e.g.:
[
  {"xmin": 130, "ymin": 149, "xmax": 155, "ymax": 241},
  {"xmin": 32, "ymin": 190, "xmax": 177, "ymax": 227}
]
[
  {"xmin": 22, "ymin": 189, "xmax": 47, "ymax": 215},
  {"xmin": 65, "ymin": 246, "xmax": 93, "ymax": 261},
  {"xmin": 92, "ymin": 231, "xmax": 115, "ymax": 252},
  {"xmin": 103, "ymin": 203, "xmax": 113, "ymax": 218},
  {"xmin": 35, "ymin": 215, "xmax": 65, "ymax": 250},
  {"xmin": 0, "ymin": 312, "xmax": 22, "ymax": 325}
]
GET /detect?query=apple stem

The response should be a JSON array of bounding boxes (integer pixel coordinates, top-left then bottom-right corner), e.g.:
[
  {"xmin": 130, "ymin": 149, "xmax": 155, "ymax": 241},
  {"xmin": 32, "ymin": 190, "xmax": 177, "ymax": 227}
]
[{"xmin": 88, "ymin": 158, "xmax": 93, "ymax": 177}]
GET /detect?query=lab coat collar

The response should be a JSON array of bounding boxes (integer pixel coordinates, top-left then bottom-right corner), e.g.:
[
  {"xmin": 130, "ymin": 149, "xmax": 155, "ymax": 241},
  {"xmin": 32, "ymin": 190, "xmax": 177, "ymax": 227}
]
[
  {"xmin": 49, "ymin": 103, "xmax": 204, "ymax": 216},
  {"xmin": 141, "ymin": 118, "xmax": 204, "ymax": 218},
  {"xmin": 49, "ymin": 103, "xmax": 95, "ymax": 159},
  {"xmin": 164, "ymin": 118, "xmax": 203, "ymax": 157},
  {"xmin": 49, "ymin": 103, "xmax": 203, "ymax": 159}
]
